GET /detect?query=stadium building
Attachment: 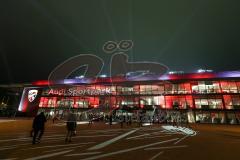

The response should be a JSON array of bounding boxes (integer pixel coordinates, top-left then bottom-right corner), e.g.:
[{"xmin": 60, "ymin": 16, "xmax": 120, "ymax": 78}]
[{"xmin": 18, "ymin": 71, "xmax": 240, "ymax": 124}]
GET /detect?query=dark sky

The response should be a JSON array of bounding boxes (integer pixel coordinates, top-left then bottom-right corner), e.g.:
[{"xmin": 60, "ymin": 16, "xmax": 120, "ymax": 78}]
[{"xmin": 0, "ymin": 0, "xmax": 240, "ymax": 83}]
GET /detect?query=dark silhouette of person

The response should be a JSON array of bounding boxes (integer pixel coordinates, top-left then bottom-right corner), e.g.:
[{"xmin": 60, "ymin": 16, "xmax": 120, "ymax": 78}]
[
  {"xmin": 65, "ymin": 112, "xmax": 77, "ymax": 142},
  {"xmin": 32, "ymin": 112, "xmax": 47, "ymax": 144},
  {"xmin": 88, "ymin": 113, "xmax": 93, "ymax": 126},
  {"xmin": 109, "ymin": 113, "xmax": 113, "ymax": 126},
  {"xmin": 120, "ymin": 114, "xmax": 124, "ymax": 128}
]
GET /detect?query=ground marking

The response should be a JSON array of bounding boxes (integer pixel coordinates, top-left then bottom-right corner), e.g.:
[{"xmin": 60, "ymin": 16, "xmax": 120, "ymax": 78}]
[
  {"xmin": 23, "ymin": 149, "xmax": 73, "ymax": 160},
  {"xmin": 82, "ymin": 138, "xmax": 179, "ymax": 160},
  {"xmin": 131, "ymin": 135, "xmax": 172, "ymax": 140},
  {"xmin": 149, "ymin": 151, "xmax": 164, "ymax": 160},
  {"xmin": 43, "ymin": 145, "xmax": 84, "ymax": 153},
  {"xmin": 174, "ymin": 135, "xmax": 189, "ymax": 144},
  {"xmin": 88, "ymin": 129, "xmax": 138, "ymax": 150},
  {"xmin": 126, "ymin": 133, "xmax": 150, "ymax": 140},
  {"xmin": 20, "ymin": 142, "xmax": 94, "ymax": 150}
]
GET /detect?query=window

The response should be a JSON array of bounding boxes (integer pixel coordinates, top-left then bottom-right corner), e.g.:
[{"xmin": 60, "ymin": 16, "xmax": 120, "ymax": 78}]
[
  {"xmin": 191, "ymin": 81, "xmax": 221, "ymax": 94},
  {"xmin": 236, "ymin": 82, "xmax": 240, "ymax": 93},
  {"xmin": 227, "ymin": 113, "xmax": 237, "ymax": 124},
  {"xmin": 139, "ymin": 84, "xmax": 164, "ymax": 95},
  {"xmin": 223, "ymin": 95, "xmax": 240, "ymax": 109},
  {"xmin": 116, "ymin": 85, "xmax": 136, "ymax": 95},
  {"xmin": 220, "ymin": 81, "xmax": 238, "ymax": 93},
  {"xmin": 164, "ymin": 83, "xmax": 191, "ymax": 94},
  {"xmin": 210, "ymin": 112, "xmax": 225, "ymax": 124},
  {"xmin": 165, "ymin": 96, "xmax": 193, "ymax": 109},
  {"xmin": 139, "ymin": 96, "xmax": 165, "ymax": 108},
  {"xmin": 39, "ymin": 97, "xmax": 57, "ymax": 108},
  {"xmin": 73, "ymin": 98, "xmax": 89, "ymax": 108},
  {"xmin": 178, "ymin": 83, "xmax": 191, "ymax": 94},
  {"xmin": 194, "ymin": 96, "xmax": 223, "ymax": 109},
  {"xmin": 195, "ymin": 111, "xmax": 211, "ymax": 123},
  {"xmin": 115, "ymin": 97, "xmax": 139, "ymax": 108}
]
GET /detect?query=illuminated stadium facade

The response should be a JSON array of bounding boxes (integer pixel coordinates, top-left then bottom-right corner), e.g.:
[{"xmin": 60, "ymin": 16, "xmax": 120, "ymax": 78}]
[{"xmin": 18, "ymin": 71, "xmax": 240, "ymax": 124}]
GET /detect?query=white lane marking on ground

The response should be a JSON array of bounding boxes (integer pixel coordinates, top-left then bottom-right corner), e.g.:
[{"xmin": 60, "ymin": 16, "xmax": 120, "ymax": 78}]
[
  {"xmin": 65, "ymin": 152, "xmax": 101, "ymax": 157},
  {"xmin": 15, "ymin": 134, "xmax": 115, "ymax": 142},
  {"xmin": 21, "ymin": 142, "xmax": 94, "ymax": 150},
  {"xmin": 82, "ymin": 130, "xmax": 124, "ymax": 134},
  {"xmin": 162, "ymin": 126, "xmax": 197, "ymax": 136},
  {"xmin": 126, "ymin": 133, "xmax": 150, "ymax": 140},
  {"xmin": 44, "ymin": 145, "xmax": 84, "ymax": 153},
  {"xmin": 75, "ymin": 134, "xmax": 116, "ymax": 138},
  {"xmin": 82, "ymin": 138, "xmax": 179, "ymax": 160},
  {"xmin": 174, "ymin": 135, "xmax": 189, "ymax": 144},
  {"xmin": 150, "ymin": 131, "xmax": 178, "ymax": 135},
  {"xmin": 149, "ymin": 151, "xmax": 164, "ymax": 160},
  {"xmin": 144, "ymin": 145, "xmax": 188, "ymax": 150},
  {"xmin": 42, "ymin": 135, "xmax": 115, "ymax": 140},
  {"xmin": 88, "ymin": 129, "xmax": 138, "ymax": 151},
  {"xmin": 131, "ymin": 135, "xmax": 172, "ymax": 140},
  {"xmin": 23, "ymin": 149, "xmax": 73, "ymax": 160},
  {"xmin": 82, "ymin": 128, "xmax": 128, "ymax": 132}
]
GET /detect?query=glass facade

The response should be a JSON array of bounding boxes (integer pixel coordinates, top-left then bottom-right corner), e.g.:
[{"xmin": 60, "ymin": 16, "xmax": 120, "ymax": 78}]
[{"xmin": 25, "ymin": 79, "xmax": 240, "ymax": 124}]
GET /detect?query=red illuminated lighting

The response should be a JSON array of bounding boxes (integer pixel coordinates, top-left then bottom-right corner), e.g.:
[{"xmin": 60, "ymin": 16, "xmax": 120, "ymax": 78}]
[
  {"xmin": 32, "ymin": 80, "xmax": 50, "ymax": 86},
  {"xmin": 168, "ymin": 73, "xmax": 214, "ymax": 80}
]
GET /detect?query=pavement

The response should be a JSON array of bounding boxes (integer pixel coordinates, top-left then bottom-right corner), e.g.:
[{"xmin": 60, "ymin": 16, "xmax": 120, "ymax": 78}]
[{"xmin": 0, "ymin": 119, "xmax": 240, "ymax": 160}]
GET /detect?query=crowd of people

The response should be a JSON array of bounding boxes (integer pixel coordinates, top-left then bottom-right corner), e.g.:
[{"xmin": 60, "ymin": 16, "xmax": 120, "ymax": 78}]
[{"xmin": 30, "ymin": 110, "xmax": 189, "ymax": 144}]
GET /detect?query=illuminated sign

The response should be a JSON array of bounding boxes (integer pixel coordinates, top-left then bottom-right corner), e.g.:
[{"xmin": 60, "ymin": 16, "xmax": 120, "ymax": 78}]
[
  {"xmin": 45, "ymin": 88, "xmax": 111, "ymax": 96},
  {"xmin": 28, "ymin": 89, "xmax": 38, "ymax": 102}
]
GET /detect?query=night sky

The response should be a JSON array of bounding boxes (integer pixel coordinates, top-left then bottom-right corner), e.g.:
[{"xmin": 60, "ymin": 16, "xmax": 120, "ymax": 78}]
[{"xmin": 0, "ymin": 0, "xmax": 240, "ymax": 83}]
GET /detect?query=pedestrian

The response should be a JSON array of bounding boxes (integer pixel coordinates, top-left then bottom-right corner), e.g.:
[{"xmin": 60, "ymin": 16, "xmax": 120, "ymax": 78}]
[
  {"xmin": 65, "ymin": 112, "xmax": 77, "ymax": 143},
  {"xmin": 32, "ymin": 112, "xmax": 47, "ymax": 144},
  {"xmin": 109, "ymin": 113, "xmax": 113, "ymax": 126},
  {"xmin": 52, "ymin": 115, "xmax": 58, "ymax": 124},
  {"xmin": 88, "ymin": 113, "xmax": 93, "ymax": 126},
  {"xmin": 139, "ymin": 113, "xmax": 143, "ymax": 127},
  {"xmin": 120, "ymin": 114, "xmax": 124, "ymax": 128}
]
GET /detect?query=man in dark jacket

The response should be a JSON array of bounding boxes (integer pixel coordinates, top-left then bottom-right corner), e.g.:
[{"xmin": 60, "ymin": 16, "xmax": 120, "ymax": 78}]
[{"xmin": 32, "ymin": 112, "xmax": 47, "ymax": 144}]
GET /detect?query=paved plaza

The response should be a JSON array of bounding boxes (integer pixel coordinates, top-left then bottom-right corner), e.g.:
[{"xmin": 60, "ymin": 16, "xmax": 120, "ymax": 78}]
[{"xmin": 0, "ymin": 119, "xmax": 240, "ymax": 160}]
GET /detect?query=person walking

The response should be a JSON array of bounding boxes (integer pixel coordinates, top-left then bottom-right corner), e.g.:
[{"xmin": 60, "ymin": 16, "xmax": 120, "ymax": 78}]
[
  {"xmin": 32, "ymin": 112, "xmax": 47, "ymax": 144},
  {"xmin": 65, "ymin": 112, "xmax": 77, "ymax": 143},
  {"xmin": 88, "ymin": 113, "xmax": 93, "ymax": 126}
]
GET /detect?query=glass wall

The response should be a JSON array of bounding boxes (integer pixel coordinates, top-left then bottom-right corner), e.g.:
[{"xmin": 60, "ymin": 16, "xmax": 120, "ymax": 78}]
[
  {"xmin": 195, "ymin": 111, "xmax": 225, "ymax": 123},
  {"xmin": 220, "ymin": 81, "xmax": 238, "ymax": 93},
  {"xmin": 165, "ymin": 96, "xmax": 193, "ymax": 109},
  {"xmin": 226, "ymin": 112, "xmax": 238, "ymax": 124},
  {"xmin": 164, "ymin": 83, "xmax": 191, "ymax": 94},
  {"xmin": 194, "ymin": 96, "xmax": 223, "ymax": 109},
  {"xmin": 140, "ymin": 96, "xmax": 165, "ymax": 108},
  {"xmin": 191, "ymin": 81, "xmax": 221, "ymax": 94},
  {"xmin": 139, "ymin": 84, "xmax": 164, "ymax": 95},
  {"xmin": 39, "ymin": 97, "xmax": 100, "ymax": 108},
  {"xmin": 195, "ymin": 111, "xmax": 211, "ymax": 123},
  {"xmin": 223, "ymin": 95, "xmax": 240, "ymax": 109}
]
